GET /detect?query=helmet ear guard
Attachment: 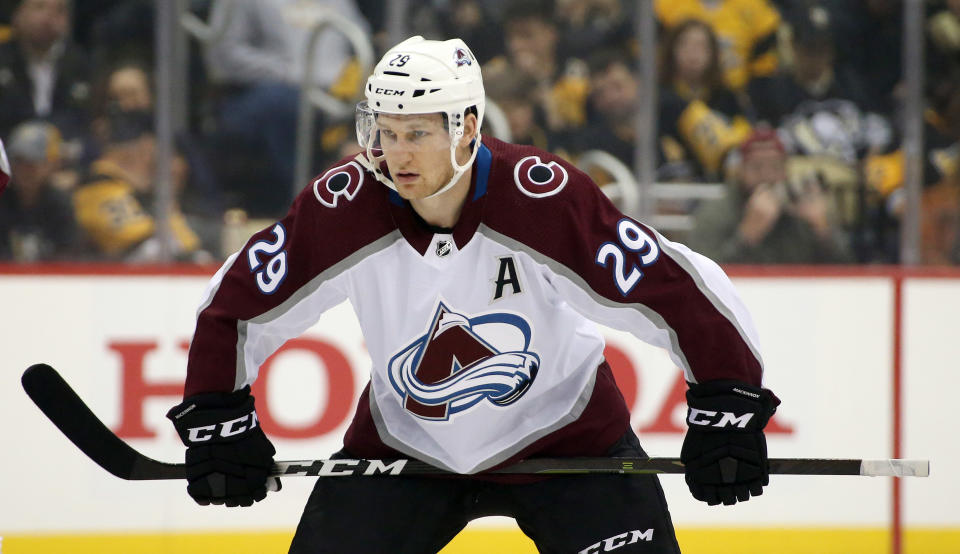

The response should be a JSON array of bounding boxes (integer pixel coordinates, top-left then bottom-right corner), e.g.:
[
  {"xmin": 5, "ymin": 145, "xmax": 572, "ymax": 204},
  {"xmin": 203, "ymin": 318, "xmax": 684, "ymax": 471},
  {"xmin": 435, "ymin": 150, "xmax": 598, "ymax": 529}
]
[{"xmin": 356, "ymin": 36, "xmax": 485, "ymax": 197}]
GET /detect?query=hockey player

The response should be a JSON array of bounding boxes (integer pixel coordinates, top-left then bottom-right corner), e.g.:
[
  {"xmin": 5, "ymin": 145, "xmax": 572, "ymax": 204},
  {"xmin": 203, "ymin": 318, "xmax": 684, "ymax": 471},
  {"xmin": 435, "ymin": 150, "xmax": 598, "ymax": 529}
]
[{"xmin": 167, "ymin": 36, "xmax": 779, "ymax": 553}]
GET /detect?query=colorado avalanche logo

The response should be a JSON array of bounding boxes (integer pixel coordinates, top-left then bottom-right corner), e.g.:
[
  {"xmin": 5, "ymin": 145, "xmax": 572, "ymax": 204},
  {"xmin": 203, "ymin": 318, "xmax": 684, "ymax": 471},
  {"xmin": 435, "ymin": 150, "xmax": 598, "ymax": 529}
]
[
  {"xmin": 313, "ymin": 161, "xmax": 364, "ymax": 208},
  {"xmin": 388, "ymin": 302, "xmax": 540, "ymax": 421},
  {"xmin": 514, "ymin": 155, "xmax": 568, "ymax": 198},
  {"xmin": 454, "ymin": 48, "xmax": 473, "ymax": 67}
]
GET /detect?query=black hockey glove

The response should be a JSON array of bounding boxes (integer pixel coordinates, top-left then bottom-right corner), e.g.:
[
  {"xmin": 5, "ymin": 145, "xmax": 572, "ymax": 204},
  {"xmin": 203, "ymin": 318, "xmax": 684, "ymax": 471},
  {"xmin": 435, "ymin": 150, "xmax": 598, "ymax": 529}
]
[
  {"xmin": 680, "ymin": 380, "xmax": 780, "ymax": 506},
  {"xmin": 166, "ymin": 386, "xmax": 280, "ymax": 507}
]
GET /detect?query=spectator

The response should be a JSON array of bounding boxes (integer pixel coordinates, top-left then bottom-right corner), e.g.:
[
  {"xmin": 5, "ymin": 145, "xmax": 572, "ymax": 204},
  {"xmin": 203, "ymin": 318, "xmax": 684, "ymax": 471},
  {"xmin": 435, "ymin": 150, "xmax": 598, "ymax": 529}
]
[
  {"xmin": 484, "ymin": 72, "xmax": 551, "ymax": 150},
  {"xmin": 830, "ymin": 0, "xmax": 902, "ymax": 117},
  {"xmin": 90, "ymin": 62, "xmax": 223, "ymax": 218},
  {"xmin": 202, "ymin": 0, "xmax": 368, "ymax": 217},
  {"xmin": 747, "ymin": 6, "xmax": 871, "ymax": 126},
  {"xmin": 80, "ymin": 0, "xmax": 211, "ymax": 131},
  {"xmin": 928, "ymin": 0, "xmax": 960, "ymax": 86},
  {"xmin": 103, "ymin": 62, "xmax": 152, "ymax": 112},
  {"xmin": 748, "ymin": 7, "xmax": 892, "ymax": 238},
  {"xmin": 69, "ymin": 0, "xmax": 125, "ymax": 52},
  {"xmin": 919, "ymin": 168, "xmax": 960, "ymax": 265},
  {"xmin": 0, "ymin": 8, "xmax": 11, "ymax": 43},
  {"xmin": 72, "ymin": 110, "xmax": 209, "ymax": 262},
  {"xmin": 689, "ymin": 127, "xmax": 852, "ymax": 263},
  {"xmin": 865, "ymin": 74, "xmax": 960, "ymax": 209},
  {"xmin": 89, "ymin": 61, "xmax": 152, "ymax": 145},
  {"xmin": 555, "ymin": 0, "xmax": 633, "ymax": 60},
  {"xmin": 0, "ymin": 0, "xmax": 92, "ymax": 142},
  {"xmin": 658, "ymin": 19, "xmax": 751, "ymax": 181},
  {"xmin": 435, "ymin": 0, "xmax": 505, "ymax": 65},
  {"xmin": 0, "ymin": 120, "xmax": 79, "ymax": 261},
  {"xmin": 863, "ymin": 74, "xmax": 960, "ymax": 263},
  {"xmin": 655, "ymin": 0, "xmax": 782, "ymax": 92},
  {"xmin": 83, "ymin": 0, "xmax": 153, "ymax": 69},
  {"xmin": 485, "ymin": 0, "xmax": 590, "ymax": 136},
  {"xmin": 567, "ymin": 49, "xmax": 639, "ymax": 166}
]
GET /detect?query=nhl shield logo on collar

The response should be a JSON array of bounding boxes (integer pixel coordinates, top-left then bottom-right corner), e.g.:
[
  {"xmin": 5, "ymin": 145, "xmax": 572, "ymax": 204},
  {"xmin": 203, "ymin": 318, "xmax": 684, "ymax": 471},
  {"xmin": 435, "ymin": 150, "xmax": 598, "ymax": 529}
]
[{"xmin": 436, "ymin": 239, "xmax": 453, "ymax": 257}]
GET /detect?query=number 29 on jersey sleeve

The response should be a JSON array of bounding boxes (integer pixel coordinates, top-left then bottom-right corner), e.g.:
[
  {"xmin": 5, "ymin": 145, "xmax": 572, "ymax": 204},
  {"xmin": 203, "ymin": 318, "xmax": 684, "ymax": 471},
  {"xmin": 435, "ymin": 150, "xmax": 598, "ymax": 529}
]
[
  {"xmin": 247, "ymin": 223, "xmax": 289, "ymax": 294},
  {"xmin": 595, "ymin": 219, "xmax": 660, "ymax": 296}
]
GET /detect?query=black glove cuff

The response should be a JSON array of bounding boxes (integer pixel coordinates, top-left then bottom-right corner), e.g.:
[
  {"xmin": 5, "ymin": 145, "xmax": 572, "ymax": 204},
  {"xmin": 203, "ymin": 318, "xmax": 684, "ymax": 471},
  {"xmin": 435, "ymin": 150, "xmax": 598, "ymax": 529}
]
[
  {"xmin": 685, "ymin": 380, "xmax": 780, "ymax": 433},
  {"xmin": 166, "ymin": 386, "xmax": 263, "ymax": 446}
]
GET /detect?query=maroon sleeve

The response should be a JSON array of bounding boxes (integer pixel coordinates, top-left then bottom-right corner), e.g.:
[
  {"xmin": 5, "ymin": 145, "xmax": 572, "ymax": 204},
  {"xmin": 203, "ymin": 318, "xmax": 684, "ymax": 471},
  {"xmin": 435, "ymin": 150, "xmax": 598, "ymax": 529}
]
[
  {"xmin": 482, "ymin": 139, "xmax": 762, "ymax": 386},
  {"xmin": 184, "ymin": 158, "xmax": 394, "ymax": 396}
]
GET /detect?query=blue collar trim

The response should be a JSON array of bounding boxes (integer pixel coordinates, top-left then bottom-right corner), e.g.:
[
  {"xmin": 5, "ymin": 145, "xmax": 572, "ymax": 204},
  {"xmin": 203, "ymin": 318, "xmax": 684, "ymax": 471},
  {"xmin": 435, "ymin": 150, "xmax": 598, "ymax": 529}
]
[
  {"xmin": 472, "ymin": 143, "xmax": 491, "ymax": 201},
  {"xmin": 388, "ymin": 188, "xmax": 403, "ymax": 206}
]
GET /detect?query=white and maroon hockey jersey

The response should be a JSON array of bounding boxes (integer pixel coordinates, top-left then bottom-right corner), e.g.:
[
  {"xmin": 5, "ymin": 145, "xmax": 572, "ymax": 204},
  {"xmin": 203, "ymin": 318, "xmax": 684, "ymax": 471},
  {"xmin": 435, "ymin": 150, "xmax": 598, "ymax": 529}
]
[{"xmin": 185, "ymin": 137, "xmax": 764, "ymax": 474}]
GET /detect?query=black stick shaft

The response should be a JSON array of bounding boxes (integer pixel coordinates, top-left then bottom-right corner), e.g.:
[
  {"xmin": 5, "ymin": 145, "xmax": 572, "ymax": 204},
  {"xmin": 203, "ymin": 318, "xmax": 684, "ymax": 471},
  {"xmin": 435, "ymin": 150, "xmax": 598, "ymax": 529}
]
[
  {"xmin": 271, "ymin": 457, "xmax": 867, "ymax": 477},
  {"xmin": 22, "ymin": 364, "xmax": 926, "ymax": 480}
]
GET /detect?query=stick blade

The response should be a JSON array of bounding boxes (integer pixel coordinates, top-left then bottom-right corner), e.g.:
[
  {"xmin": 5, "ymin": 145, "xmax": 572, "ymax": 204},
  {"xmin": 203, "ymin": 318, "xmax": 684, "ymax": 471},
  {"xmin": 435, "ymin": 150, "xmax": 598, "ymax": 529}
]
[{"xmin": 21, "ymin": 363, "xmax": 184, "ymax": 480}]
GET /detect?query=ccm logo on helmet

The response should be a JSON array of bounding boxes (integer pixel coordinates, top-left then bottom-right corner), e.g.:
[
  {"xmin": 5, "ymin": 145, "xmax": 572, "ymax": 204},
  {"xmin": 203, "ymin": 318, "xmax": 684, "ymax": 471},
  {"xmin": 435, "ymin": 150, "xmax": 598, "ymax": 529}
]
[
  {"xmin": 513, "ymin": 155, "xmax": 568, "ymax": 198},
  {"xmin": 313, "ymin": 161, "xmax": 365, "ymax": 208},
  {"xmin": 374, "ymin": 88, "xmax": 405, "ymax": 96},
  {"xmin": 186, "ymin": 410, "xmax": 260, "ymax": 443},
  {"xmin": 687, "ymin": 408, "xmax": 755, "ymax": 428}
]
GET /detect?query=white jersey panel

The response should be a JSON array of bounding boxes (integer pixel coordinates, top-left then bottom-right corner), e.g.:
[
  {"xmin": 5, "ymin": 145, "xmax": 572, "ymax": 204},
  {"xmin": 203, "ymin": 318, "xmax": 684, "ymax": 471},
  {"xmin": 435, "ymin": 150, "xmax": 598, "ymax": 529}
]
[
  {"xmin": 344, "ymin": 234, "xmax": 606, "ymax": 474},
  {"xmin": 476, "ymin": 225, "xmax": 763, "ymax": 385},
  {"xmin": 195, "ymin": 251, "xmax": 241, "ymax": 318}
]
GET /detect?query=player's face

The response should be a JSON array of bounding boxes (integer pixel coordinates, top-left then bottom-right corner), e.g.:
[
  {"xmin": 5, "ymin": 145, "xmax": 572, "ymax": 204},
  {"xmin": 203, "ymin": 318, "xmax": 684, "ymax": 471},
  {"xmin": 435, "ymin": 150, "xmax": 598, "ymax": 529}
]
[{"xmin": 376, "ymin": 113, "xmax": 456, "ymax": 199}]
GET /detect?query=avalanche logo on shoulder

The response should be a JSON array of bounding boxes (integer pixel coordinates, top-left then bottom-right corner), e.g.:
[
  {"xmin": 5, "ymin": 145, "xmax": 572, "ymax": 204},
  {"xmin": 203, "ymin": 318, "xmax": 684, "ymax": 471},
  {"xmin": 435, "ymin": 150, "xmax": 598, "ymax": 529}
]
[
  {"xmin": 514, "ymin": 155, "xmax": 568, "ymax": 198},
  {"xmin": 313, "ymin": 160, "xmax": 364, "ymax": 208},
  {"xmin": 388, "ymin": 302, "xmax": 540, "ymax": 421}
]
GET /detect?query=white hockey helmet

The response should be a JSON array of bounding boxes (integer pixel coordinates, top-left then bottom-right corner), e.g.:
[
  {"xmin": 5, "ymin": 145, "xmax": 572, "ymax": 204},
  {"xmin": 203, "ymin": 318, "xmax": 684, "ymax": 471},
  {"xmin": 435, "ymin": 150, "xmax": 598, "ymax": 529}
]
[{"xmin": 356, "ymin": 36, "xmax": 485, "ymax": 197}]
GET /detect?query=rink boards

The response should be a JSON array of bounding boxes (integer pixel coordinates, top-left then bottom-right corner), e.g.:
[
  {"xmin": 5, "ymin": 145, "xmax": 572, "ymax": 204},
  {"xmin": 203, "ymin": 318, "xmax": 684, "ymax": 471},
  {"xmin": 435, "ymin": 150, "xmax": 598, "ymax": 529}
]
[{"xmin": 0, "ymin": 266, "xmax": 957, "ymax": 553}]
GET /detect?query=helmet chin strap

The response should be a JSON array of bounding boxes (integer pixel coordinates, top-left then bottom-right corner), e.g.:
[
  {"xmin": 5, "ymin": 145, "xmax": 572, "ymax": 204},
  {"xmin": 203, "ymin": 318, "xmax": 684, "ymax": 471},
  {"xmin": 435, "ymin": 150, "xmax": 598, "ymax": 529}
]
[
  {"xmin": 357, "ymin": 131, "xmax": 482, "ymax": 199},
  {"xmin": 424, "ymin": 132, "xmax": 482, "ymax": 199}
]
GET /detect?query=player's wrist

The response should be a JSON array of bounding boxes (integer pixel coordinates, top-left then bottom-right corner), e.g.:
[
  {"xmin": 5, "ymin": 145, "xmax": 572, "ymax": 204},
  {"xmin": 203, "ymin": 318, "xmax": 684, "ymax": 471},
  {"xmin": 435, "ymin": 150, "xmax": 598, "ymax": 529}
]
[
  {"xmin": 685, "ymin": 380, "xmax": 779, "ymax": 433},
  {"xmin": 166, "ymin": 386, "xmax": 265, "ymax": 446}
]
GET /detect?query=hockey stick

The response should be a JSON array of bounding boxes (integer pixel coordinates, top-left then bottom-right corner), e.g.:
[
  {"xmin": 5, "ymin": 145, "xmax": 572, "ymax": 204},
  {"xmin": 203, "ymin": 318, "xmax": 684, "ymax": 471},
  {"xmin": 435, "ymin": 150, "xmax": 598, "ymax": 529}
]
[{"xmin": 21, "ymin": 363, "xmax": 930, "ymax": 480}]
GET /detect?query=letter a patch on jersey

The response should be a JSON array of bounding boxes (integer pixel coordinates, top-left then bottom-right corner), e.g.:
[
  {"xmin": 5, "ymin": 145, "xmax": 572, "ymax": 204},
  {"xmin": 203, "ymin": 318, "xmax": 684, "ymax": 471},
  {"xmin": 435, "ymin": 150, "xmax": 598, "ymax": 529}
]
[
  {"xmin": 492, "ymin": 256, "xmax": 523, "ymax": 300},
  {"xmin": 388, "ymin": 302, "xmax": 540, "ymax": 421},
  {"xmin": 313, "ymin": 161, "xmax": 364, "ymax": 208}
]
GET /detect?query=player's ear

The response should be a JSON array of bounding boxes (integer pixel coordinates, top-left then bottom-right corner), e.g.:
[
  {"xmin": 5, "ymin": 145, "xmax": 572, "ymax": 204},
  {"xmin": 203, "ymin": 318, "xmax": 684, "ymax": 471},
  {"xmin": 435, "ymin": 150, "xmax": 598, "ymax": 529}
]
[{"xmin": 459, "ymin": 112, "xmax": 479, "ymax": 148}]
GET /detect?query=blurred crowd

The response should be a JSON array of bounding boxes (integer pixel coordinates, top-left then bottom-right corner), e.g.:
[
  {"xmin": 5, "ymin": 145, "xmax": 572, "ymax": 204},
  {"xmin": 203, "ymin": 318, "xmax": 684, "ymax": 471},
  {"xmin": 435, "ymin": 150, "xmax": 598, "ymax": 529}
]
[{"xmin": 0, "ymin": 0, "xmax": 958, "ymax": 265}]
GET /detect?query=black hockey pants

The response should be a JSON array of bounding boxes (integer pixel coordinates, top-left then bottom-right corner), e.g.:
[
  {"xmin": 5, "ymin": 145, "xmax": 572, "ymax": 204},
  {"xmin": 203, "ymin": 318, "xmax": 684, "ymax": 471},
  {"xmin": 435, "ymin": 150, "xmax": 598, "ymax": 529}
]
[{"xmin": 289, "ymin": 429, "xmax": 681, "ymax": 553}]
